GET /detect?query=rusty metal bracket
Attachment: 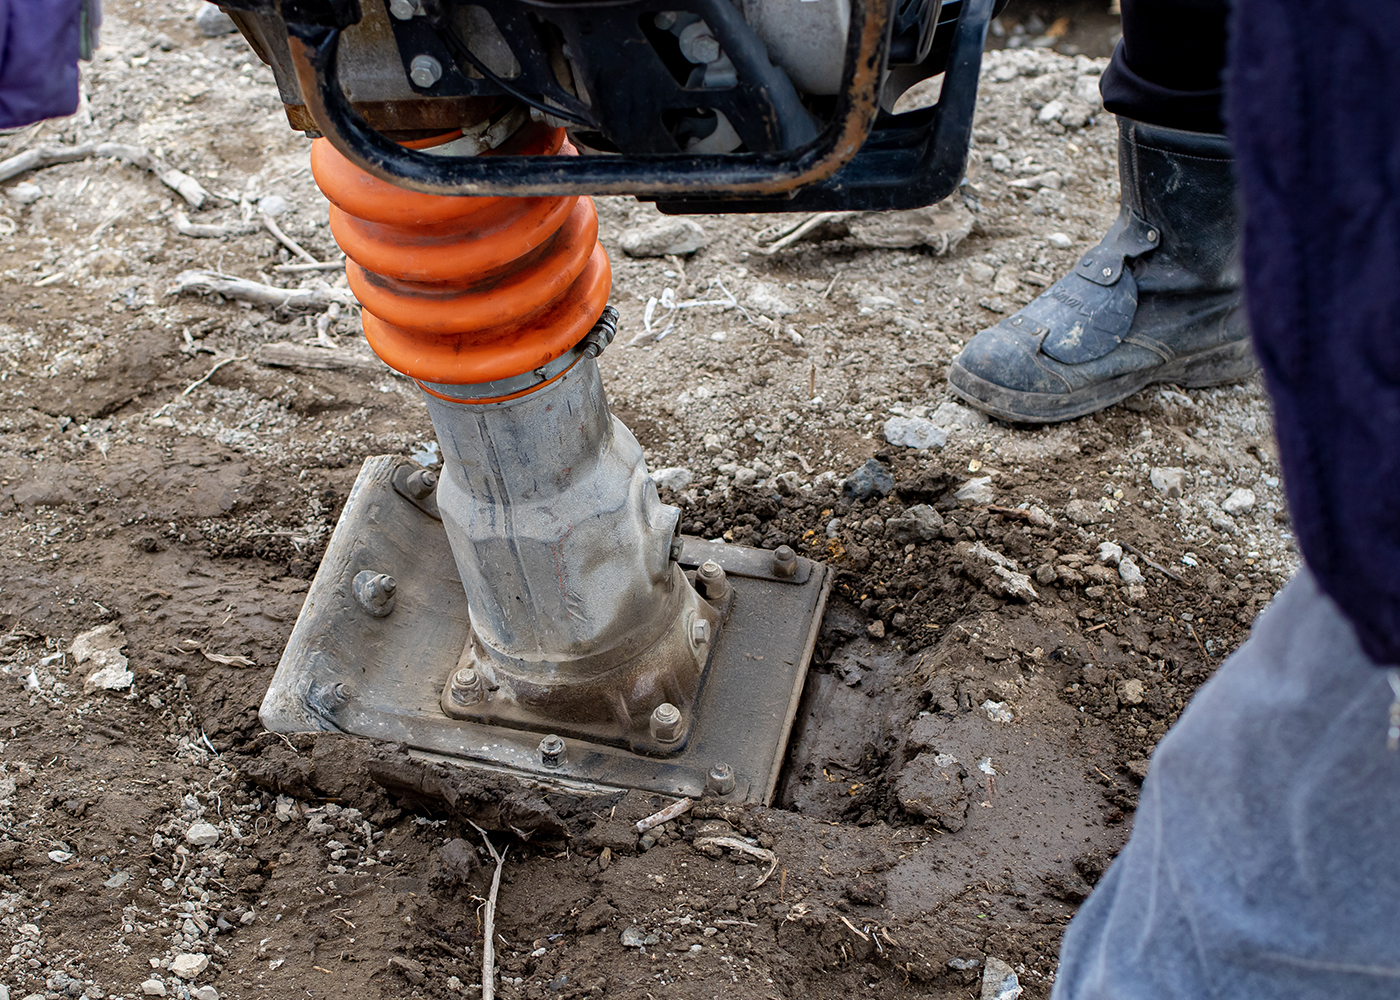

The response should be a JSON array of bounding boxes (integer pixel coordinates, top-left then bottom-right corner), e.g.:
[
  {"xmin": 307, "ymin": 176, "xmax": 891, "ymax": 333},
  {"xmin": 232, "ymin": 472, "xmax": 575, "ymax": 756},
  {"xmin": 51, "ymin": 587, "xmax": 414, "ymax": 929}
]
[{"xmin": 261, "ymin": 455, "xmax": 830, "ymax": 804}]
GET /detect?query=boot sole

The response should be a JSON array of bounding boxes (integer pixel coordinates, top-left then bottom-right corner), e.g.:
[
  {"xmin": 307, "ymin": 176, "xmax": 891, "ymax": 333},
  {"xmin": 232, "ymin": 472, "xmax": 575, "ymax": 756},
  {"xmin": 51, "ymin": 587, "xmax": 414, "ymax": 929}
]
[{"xmin": 947, "ymin": 337, "xmax": 1257, "ymax": 424}]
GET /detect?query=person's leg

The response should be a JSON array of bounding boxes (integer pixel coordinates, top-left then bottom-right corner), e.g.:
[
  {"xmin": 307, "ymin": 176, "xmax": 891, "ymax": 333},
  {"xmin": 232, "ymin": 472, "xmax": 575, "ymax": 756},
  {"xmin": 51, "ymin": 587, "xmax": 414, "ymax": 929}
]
[
  {"xmin": 1053, "ymin": 570, "xmax": 1400, "ymax": 1000},
  {"xmin": 947, "ymin": 0, "xmax": 1248, "ymax": 423}
]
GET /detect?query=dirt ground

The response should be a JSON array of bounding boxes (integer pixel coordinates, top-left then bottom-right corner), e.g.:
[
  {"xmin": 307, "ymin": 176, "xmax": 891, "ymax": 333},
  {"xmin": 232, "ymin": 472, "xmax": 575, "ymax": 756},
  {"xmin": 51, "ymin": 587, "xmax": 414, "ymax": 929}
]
[{"xmin": 0, "ymin": 3, "xmax": 1296, "ymax": 999}]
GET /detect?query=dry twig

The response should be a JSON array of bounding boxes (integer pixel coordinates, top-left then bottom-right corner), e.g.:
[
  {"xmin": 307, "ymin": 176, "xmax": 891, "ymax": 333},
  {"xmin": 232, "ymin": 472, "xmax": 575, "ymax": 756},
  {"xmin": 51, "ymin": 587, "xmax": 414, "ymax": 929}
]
[
  {"xmin": 692, "ymin": 835, "xmax": 780, "ymax": 887},
  {"xmin": 262, "ymin": 212, "xmax": 320, "ymax": 264},
  {"xmin": 635, "ymin": 797, "xmax": 693, "ymax": 833},
  {"xmin": 167, "ymin": 270, "xmax": 355, "ymax": 311},
  {"xmin": 468, "ymin": 822, "xmax": 507, "ymax": 1000}
]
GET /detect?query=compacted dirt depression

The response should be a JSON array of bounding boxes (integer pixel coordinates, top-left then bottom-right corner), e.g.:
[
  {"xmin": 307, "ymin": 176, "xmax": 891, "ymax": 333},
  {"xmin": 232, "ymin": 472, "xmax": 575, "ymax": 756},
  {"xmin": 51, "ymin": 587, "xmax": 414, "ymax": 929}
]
[{"xmin": 0, "ymin": 3, "xmax": 1296, "ymax": 999}]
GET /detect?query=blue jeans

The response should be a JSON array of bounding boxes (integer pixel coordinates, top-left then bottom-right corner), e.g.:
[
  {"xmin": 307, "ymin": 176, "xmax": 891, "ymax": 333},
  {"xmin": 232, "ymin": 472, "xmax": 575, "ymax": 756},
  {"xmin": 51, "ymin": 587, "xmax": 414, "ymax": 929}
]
[{"xmin": 1053, "ymin": 569, "xmax": 1400, "ymax": 999}]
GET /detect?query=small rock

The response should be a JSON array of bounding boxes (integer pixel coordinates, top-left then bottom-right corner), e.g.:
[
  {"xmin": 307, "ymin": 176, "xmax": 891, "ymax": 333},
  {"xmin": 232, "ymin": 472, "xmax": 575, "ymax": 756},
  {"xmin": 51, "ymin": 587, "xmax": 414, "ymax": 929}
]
[
  {"xmin": 1119, "ymin": 678, "xmax": 1145, "ymax": 705},
  {"xmin": 1097, "ymin": 542, "xmax": 1122, "ymax": 565},
  {"xmin": 843, "ymin": 459, "xmax": 895, "ymax": 501},
  {"xmin": 1046, "ymin": 232, "xmax": 1072, "ymax": 249},
  {"xmin": 1072, "ymin": 74, "xmax": 1103, "ymax": 106},
  {"xmin": 73, "ymin": 622, "xmax": 133, "ymax": 694},
  {"xmin": 1118, "ymin": 557, "xmax": 1144, "ymax": 585},
  {"xmin": 883, "ymin": 415, "xmax": 946, "ymax": 450},
  {"xmin": 981, "ymin": 956, "xmax": 1023, "ymax": 1000},
  {"xmin": 745, "ymin": 281, "xmax": 796, "ymax": 317},
  {"xmin": 185, "ymin": 822, "xmax": 219, "ymax": 847},
  {"xmin": 193, "ymin": 987, "xmax": 219, "ymax": 1000},
  {"xmin": 446, "ymin": 976, "xmax": 464, "ymax": 993},
  {"xmin": 1150, "ymin": 466, "xmax": 1187, "ymax": 499},
  {"xmin": 1064, "ymin": 498, "xmax": 1098, "ymax": 525},
  {"xmin": 1036, "ymin": 99, "xmax": 1065, "ymax": 123},
  {"xmin": 1026, "ymin": 505, "xmax": 1055, "ymax": 528},
  {"xmin": 0, "ymin": 986, "xmax": 8, "ymax": 1000},
  {"xmin": 390, "ymin": 956, "xmax": 426, "ymax": 985},
  {"xmin": 967, "ymin": 261, "xmax": 996, "ymax": 284},
  {"xmin": 195, "ymin": 4, "xmax": 237, "ymax": 35},
  {"xmin": 886, "ymin": 504, "xmax": 944, "ymax": 543},
  {"xmin": 1126, "ymin": 758, "xmax": 1152, "ymax": 781},
  {"xmin": 774, "ymin": 471, "xmax": 803, "ymax": 496},
  {"xmin": 1222, "ymin": 487, "xmax": 1256, "ymax": 516},
  {"xmin": 620, "ymin": 217, "xmax": 706, "ymax": 257},
  {"xmin": 140, "ymin": 982, "xmax": 166, "ymax": 998},
  {"xmin": 48, "ymin": 849, "xmax": 74, "ymax": 863},
  {"xmin": 702, "ymin": 433, "xmax": 723, "ymax": 455},
  {"xmin": 257, "ymin": 194, "xmax": 289, "ymax": 217},
  {"xmin": 981, "ymin": 699, "xmax": 1013, "ymax": 723},
  {"xmin": 930, "ymin": 400, "xmax": 988, "ymax": 432},
  {"xmin": 1009, "ymin": 170, "xmax": 1063, "ymax": 191},
  {"xmin": 651, "ymin": 466, "xmax": 693, "ymax": 491},
  {"xmin": 990, "ymin": 152, "xmax": 1011, "ymax": 172},
  {"xmin": 620, "ymin": 925, "xmax": 647, "ymax": 948},
  {"xmin": 955, "ymin": 476, "xmax": 995, "ymax": 506},
  {"xmin": 732, "ymin": 467, "xmax": 758, "ymax": 487},
  {"xmin": 435, "ymin": 838, "xmax": 478, "ymax": 884},
  {"xmin": 866, "ymin": 620, "xmax": 886, "ymax": 640},
  {"xmin": 171, "ymin": 954, "xmax": 209, "ymax": 980},
  {"xmin": 8, "ymin": 182, "xmax": 42, "ymax": 205},
  {"xmin": 991, "ymin": 265, "xmax": 1021, "ymax": 295},
  {"xmin": 1034, "ymin": 562, "xmax": 1057, "ymax": 585}
]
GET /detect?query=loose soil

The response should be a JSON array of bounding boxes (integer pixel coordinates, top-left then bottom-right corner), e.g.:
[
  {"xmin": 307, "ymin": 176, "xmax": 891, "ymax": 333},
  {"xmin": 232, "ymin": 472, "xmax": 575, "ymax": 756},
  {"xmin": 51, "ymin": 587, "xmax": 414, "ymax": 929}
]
[{"xmin": 0, "ymin": 4, "xmax": 1295, "ymax": 1000}]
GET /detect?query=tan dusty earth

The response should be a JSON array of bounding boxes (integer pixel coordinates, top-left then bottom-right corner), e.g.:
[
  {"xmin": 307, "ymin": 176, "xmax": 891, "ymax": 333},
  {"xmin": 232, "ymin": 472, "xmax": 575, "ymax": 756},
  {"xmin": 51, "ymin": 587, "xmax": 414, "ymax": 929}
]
[{"xmin": 0, "ymin": 3, "xmax": 1294, "ymax": 999}]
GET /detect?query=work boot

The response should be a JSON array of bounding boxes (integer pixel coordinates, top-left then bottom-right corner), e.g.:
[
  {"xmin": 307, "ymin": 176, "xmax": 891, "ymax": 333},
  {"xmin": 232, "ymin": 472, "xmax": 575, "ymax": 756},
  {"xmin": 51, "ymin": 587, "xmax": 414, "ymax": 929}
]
[{"xmin": 947, "ymin": 118, "xmax": 1252, "ymax": 423}]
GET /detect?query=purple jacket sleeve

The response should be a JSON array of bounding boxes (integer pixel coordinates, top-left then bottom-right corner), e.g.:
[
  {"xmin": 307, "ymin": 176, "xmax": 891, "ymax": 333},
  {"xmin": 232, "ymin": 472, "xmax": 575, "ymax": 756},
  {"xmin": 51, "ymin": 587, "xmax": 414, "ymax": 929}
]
[
  {"xmin": 0, "ymin": 0, "xmax": 84, "ymax": 128},
  {"xmin": 1227, "ymin": 1, "xmax": 1400, "ymax": 665}
]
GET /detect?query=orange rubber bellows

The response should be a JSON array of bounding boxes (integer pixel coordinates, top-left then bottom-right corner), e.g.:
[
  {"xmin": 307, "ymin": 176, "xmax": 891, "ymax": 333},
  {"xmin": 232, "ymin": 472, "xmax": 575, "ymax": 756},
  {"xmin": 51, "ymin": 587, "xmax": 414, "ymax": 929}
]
[{"xmin": 310, "ymin": 125, "xmax": 612, "ymax": 388}]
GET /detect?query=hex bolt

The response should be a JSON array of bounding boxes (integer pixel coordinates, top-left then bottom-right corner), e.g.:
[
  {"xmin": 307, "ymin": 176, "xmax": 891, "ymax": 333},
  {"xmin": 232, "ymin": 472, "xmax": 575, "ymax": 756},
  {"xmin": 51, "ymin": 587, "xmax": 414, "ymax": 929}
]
[
  {"xmin": 539, "ymin": 734, "xmax": 566, "ymax": 767},
  {"xmin": 308, "ymin": 681, "xmax": 349, "ymax": 717},
  {"xmin": 388, "ymin": 0, "xmax": 417, "ymax": 18},
  {"xmin": 706, "ymin": 762, "xmax": 736, "ymax": 796},
  {"xmin": 650, "ymin": 702, "xmax": 683, "ymax": 743},
  {"xmin": 677, "ymin": 22, "xmax": 721, "ymax": 64},
  {"xmin": 653, "ymin": 10, "xmax": 677, "ymax": 29},
  {"xmin": 406, "ymin": 468, "xmax": 438, "ymax": 499},
  {"xmin": 772, "ymin": 544, "xmax": 798, "ymax": 579},
  {"xmin": 691, "ymin": 618, "xmax": 711, "ymax": 646},
  {"xmin": 410, "ymin": 54, "xmax": 443, "ymax": 88},
  {"xmin": 448, "ymin": 665, "xmax": 486, "ymax": 706},
  {"xmin": 1147, "ymin": 228, "xmax": 1159, "ymax": 242},
  {"xmin": 696, "ymin": 559, "xmax": 729, "ymax": 600},
  {"xmin": 353, "ymin": 570, "xmax": 397, "ymax": 617}
]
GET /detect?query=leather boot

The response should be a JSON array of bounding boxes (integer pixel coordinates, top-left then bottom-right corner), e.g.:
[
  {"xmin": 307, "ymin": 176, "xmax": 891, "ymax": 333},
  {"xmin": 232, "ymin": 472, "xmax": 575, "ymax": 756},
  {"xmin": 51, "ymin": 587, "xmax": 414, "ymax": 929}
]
[{"xmin": 947, "ymin": 117, "xmax": 1252, "ymax": 423}]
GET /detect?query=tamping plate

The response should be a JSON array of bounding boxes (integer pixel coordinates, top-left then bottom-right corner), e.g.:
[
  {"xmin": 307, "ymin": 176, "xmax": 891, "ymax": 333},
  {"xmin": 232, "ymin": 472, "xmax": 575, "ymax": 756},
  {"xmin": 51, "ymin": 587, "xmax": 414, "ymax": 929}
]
[{"xmin": 260, "ymin": 455, "xmax": 830, "ymax": 804}]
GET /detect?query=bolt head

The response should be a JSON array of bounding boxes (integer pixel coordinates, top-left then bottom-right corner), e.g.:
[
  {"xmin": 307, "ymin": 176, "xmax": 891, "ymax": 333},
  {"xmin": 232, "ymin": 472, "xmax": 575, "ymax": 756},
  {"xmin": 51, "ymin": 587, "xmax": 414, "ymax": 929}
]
[
  {"xmin": 650, "ymin": 702, "xmax": 683, "ymax": 743},
  {"xmin": 1102, "ymin": 266, "xmax": 1113, "ymax": 278},
  {"xmin": 389, "ymin": 0, "xmax": 416, "ymax": 18},
  {"xmin": 772, "ymin": 544, "xmax": 797, "ymax": 578},
  {"xmin": 539, "ymin": 734, "xmax": 565, "ymax": 766},
  {"xmin": 706, "ymin": 762, "xmax": 736, "ymax": 796},
  {"xmin": 692, "ymin": 618, "xmax": 711, "ymax": 645},
  {"xmin": 410, "ymin": 54, "xmax": 443, "ymax": 88},
  {"xmin": 677, "ymin": 22, "xmax": 721, "ymax": 63},
  {"xmin": 1147, "ymin": 229, "xmax": 1159, "ymax": 242},
  {"xmin": 406, "ymin": 468, "xmax": 437, "ymax": 498}
]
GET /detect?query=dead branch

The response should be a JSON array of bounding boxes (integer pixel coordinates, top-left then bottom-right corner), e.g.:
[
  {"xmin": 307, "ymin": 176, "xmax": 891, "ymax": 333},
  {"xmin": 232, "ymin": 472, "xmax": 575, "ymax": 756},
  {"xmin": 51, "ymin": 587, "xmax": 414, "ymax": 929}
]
[
  {"xmin": 469, "ymin": 822, "xmax": 507, "ymax": 1000},
  {"xmin": 252, "ymin": 342, "xmax": 382, "ymax": 372},
  {"xmin": 174, "ymin": 210, "xmax": 258, "ymax": 239},
  {"xmin": 262, "ymin": 212, "xmax": 320, "ymax": 264},
  {"xmin": 635, "ymin": 797, "xmax": 693, "ymax": 833},
  {"xmin": 167, "ymin": 270, "xmax": 356, "ymax": 311},
  {"xmin": 0, "ymin": 141, "xmax": 211, "ymax": 207},
  {"xmin": 692, "ymin": 835, "xmax": 780, "ymax": 887}
]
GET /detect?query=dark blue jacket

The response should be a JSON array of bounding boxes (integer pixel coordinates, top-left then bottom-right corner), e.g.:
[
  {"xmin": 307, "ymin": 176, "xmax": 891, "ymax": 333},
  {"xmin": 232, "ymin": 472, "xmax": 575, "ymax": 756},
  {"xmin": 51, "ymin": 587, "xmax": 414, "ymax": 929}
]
[{"xmin": 1229, "ymin": 0, "xmax": 1400, "ymax": 665}]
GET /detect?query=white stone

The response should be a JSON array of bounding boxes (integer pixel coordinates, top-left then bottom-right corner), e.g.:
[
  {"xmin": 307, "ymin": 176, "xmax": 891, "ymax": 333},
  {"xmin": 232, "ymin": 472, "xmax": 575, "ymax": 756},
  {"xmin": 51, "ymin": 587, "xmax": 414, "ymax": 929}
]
[
  {"xmin": 171, "ymin": 954, "xmax": 209, "ymax": 980},
  {"xmin": 930, "ymin": 400, "xmax": 988, "ymax": 431},
  {"xmin": 185, "ymin": 822, "xmax": 219, "ymax": 847},
  {"xmin": 193, "ymin": 987, "xmax": 220, "ymax": 1000},
  {"xmin": 620, "ymin": 218, "xmax": 706, "ymax": 257},
  {"xmin": 8, "ymin": 182, "xmax": 42, "ymax": 205},
  {"xmin": 883, "ymin": 415, "xmax": 946, "ymax": 450},
  {"xmin": 257, "ymin": 194, "xmax": 289, "ymax": 217},
  {"xmin": 1097, "ymin": 542, "xmax": 1122, "ymax": 565},
  {"xmin": 981, "ymin": 956, "xmax": 1023, "ymax": 1000},
  {"xmin": 1046, "ymin": 232, "xmax": 1072, "ymax": 249},
  {"xmin": 1222, "ymin": 487, "xmax": 1256, "ymax": 516},
  {"xmin": 73, "ymin": 622, "xmax": 133, "ymax": 694},
  {"xmin": 1072, "ymin": 74, "xmax": 1103, "ymax": 107},
  {"xmin": 1150, "ymin": 466, "xmax": 1187, "ymax": 499},
  {"xmin": 140, "ymin": 982, "xmax": 167, "ymax": 997},
  {"xmin": 1037, "ymin": 100, "xmax": 1066, "ymax": 123},
  {"xmin": 1118, "ymin": 557, "xmax": 1144, "ymax": 585},
  {"xmin": 955, "ymin": 476, "xmax": 995, "ymax": 506},
  {"xmin": 1119, "ymin": 678, "xmax": 1145, "ymax": 705},
  {"xmin": 0, "ymin": 984, "xmax": 9, "ymax": 1000},
  {"xmin": 650, "ymin": 466, "xmax": 693, "ymax": 491},
  {"xmin": 744, "ymin": 281, "xmax": 796, "ymax": 317},
  {"xmin": 1064, "ymin": 498, "xmax": 1098, "ymax": 525},
  {"xmin": 981, "ymin": 700, "xmax": 1013, "ymax": 724}
]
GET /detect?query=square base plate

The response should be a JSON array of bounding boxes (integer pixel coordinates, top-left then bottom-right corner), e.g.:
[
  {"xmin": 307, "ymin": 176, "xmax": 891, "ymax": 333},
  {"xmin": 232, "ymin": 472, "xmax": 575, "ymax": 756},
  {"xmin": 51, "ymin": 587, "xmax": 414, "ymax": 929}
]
[{"xmin": 261, "ymin": 456, "xmax": 830, "ymax": 804}]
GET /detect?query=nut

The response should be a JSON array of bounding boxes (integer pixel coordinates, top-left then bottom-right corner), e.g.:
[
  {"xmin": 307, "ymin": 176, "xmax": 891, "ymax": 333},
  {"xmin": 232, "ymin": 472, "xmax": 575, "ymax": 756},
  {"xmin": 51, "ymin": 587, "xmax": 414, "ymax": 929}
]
[
  {"xmin": 406, "ymin": 468, "xmax": 438, "ymax": 499},
  {"xmin": 539, "ymin": 734, "xmax": 566, "ymax": 767},
  {"xmin": 448, "ymin": 666, "xmax": 485, "ymax": 706},
  {"xmin": 650, "ymin": 702, "xmax": 683, "ymax": 743},
  {"xmin": 706, "ymin": 762, "xmax": 736, "ymax": 796},
  {"xmin": 410, "ymin": 54, "xmax": 443, "ymax": 88},
  {"xmin": 772, "ymin": 544, "xmax": 797, "ymax": 578},
  {"xmin": 696, "ymin": 559, "xmax": 728, "ymax": 600}
]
